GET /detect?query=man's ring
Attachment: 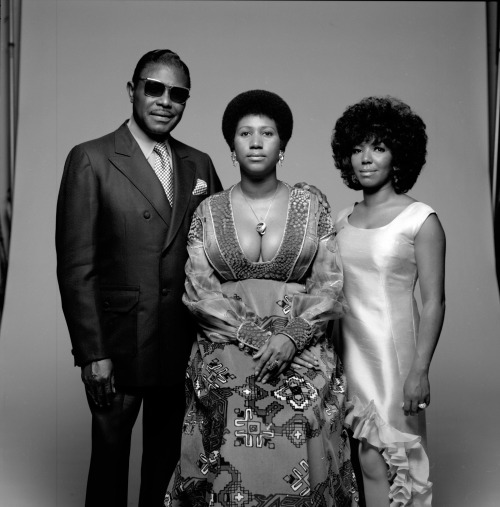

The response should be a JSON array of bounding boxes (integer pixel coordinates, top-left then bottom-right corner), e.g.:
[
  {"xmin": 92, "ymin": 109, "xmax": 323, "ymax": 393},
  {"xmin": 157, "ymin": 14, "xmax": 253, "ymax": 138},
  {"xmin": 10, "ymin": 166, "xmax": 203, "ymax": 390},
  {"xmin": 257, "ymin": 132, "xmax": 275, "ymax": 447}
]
[
  {"xmin": 418, "ymin": 402, "xmax": 427, "ymax": 409},
  {"xmin": 268, "ymin": 360, "xmax": 280, "ymax": 371}
]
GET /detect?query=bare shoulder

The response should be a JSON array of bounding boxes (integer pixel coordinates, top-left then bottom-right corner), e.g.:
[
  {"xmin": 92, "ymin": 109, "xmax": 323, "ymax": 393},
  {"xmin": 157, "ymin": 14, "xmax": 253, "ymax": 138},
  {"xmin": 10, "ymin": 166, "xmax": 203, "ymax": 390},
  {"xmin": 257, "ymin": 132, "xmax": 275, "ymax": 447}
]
[{"xmin": 417, "ymin": 212, "xmax": 446, "ymax": 244}]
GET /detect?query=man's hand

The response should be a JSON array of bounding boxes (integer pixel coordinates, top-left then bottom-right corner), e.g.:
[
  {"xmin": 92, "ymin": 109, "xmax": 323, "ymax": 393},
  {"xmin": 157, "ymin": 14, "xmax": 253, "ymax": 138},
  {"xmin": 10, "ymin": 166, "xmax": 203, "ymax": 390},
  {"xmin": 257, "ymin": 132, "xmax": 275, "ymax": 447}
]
[
  {"xmin": 293, "ymin": 182, "xmax": 331, "ymax": 212},
  {"xmin": 81, "ymin": 358, "xmax": 115, "ymax": 407}
]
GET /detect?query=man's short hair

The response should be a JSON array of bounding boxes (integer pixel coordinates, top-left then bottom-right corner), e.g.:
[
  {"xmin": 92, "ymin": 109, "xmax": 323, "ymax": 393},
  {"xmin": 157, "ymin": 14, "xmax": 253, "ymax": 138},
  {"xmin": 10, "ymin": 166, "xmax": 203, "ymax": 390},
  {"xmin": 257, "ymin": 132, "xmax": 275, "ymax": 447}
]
[{"xmin": 131, "ymin": 49, "xmax": 191, "ymax": 88}]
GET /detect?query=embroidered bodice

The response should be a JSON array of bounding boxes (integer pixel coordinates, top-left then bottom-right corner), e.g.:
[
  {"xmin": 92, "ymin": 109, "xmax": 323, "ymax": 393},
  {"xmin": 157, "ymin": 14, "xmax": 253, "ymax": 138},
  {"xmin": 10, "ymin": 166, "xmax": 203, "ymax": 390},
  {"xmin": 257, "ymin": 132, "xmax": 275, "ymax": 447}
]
[{"xmin": 188, "ymin": 185, "xmax": 335, "ymax": 283}]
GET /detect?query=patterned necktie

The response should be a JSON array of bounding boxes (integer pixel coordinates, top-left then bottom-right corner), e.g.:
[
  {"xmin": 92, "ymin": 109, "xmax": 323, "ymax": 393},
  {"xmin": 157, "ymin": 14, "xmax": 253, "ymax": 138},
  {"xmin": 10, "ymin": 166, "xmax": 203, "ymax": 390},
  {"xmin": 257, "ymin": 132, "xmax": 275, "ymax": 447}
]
[{"xmin": 153, "ymin": 142, "xmax": 174, "ymax": 206}]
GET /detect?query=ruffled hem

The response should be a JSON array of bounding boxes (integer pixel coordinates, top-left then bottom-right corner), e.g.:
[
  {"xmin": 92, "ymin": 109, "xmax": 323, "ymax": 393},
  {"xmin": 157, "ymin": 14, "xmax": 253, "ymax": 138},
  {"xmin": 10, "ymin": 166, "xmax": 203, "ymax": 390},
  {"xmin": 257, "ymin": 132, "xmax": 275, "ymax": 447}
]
[{"xmin": 345, "ymin": 399, "xmax": 432, "ymax": 507}]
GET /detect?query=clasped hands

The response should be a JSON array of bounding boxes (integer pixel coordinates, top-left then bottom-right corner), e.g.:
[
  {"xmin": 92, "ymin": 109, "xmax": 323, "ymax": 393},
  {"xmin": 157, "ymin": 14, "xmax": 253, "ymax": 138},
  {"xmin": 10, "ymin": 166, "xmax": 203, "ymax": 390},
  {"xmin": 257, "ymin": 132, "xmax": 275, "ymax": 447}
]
[
  {"xmin": 253, "ymin": 333, "xmax": 319, "ymax": 383},
  {"xmin": 81, "ymin": 358, "xmax": 116, "ymax": 407}
]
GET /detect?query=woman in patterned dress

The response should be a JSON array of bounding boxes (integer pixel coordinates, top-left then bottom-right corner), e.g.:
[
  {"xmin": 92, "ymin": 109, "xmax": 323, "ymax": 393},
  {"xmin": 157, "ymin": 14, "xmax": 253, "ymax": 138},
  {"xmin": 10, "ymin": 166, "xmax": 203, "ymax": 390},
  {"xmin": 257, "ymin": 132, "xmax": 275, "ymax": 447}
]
[
  {"xmin": 164, "ymin": 90, "xmax": 358, "ymax": 507},
  {"xmin": 331, "ymin": 96, "xmax": 446, "ymax": 507}
]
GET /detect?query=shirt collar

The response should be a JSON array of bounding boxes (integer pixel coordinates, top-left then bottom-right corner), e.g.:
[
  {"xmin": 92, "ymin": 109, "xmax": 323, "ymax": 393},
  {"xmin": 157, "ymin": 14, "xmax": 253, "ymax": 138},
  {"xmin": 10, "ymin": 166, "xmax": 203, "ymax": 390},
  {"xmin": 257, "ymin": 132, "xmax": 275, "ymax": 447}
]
[{"xmin": 127, "ymin": 115, "xmax": 171, "ymax": 160}]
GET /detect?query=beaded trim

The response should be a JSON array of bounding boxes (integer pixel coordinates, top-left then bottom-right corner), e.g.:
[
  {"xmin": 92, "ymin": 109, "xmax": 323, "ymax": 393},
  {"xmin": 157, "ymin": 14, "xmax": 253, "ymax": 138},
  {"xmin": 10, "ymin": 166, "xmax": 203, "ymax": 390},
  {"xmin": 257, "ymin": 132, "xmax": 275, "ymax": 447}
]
[
  {"xmin": 317, "ymin": 206, "xmax": 336, "ymax": 239},
  {"xmin": 209, "ymin": 187, "xmax": 311, "ymax": 281},
  {"xmin": 187, "ymin": 212, "xmax": 204, "ymax": 243},
  {"xmin": 281, "ymin": 318, "xmax": 313, "ymax": 353},
  {"xmin": 236, "ymin": 322, "xmax": 272, "ymax": 352}
]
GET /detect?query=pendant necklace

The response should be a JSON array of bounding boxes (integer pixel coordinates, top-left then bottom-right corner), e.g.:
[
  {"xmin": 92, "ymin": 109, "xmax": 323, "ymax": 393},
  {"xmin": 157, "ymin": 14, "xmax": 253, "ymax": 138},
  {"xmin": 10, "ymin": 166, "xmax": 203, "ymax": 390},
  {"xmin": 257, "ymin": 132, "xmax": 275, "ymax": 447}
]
[{"xmin": 239, "ymin": 181, "xmax": 281, "ymax": 236}]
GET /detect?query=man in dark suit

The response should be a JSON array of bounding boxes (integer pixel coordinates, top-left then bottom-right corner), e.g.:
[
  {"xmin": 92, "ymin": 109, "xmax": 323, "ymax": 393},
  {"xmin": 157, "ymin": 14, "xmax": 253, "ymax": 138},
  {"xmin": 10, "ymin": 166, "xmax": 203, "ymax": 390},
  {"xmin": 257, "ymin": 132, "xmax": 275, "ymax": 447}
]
[{"xmin": 56, "ymin": 49, "xmax": 222, "ymax": 507}]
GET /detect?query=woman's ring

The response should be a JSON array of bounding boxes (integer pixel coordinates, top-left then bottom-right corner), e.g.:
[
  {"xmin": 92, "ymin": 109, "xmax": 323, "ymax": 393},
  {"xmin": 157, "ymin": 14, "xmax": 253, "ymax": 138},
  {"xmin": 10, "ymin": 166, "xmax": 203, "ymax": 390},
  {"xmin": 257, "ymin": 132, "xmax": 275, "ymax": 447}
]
[
  {"xmin": 418, "ymin": 402, "xmax": 427, "ymax": 409},
  {"xmin": 268, "ymin": 360, "xmax": 280, "ymax": 371}
]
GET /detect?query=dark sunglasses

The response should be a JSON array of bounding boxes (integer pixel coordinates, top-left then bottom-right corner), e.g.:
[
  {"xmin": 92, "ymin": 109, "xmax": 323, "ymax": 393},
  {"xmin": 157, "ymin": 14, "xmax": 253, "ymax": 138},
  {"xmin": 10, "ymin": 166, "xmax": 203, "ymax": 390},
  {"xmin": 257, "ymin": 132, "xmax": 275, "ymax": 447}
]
[{"xmin": 138, "ymin": 78, "xmax": 190, "ymax": 104}]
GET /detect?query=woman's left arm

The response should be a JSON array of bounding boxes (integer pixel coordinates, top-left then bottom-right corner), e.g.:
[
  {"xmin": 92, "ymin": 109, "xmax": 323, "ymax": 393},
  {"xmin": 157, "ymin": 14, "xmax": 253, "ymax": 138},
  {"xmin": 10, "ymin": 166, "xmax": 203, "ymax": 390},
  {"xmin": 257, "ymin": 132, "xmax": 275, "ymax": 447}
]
[{"xmin": 403, "ymin": 214, "xmax": 446, "ymax": 416}]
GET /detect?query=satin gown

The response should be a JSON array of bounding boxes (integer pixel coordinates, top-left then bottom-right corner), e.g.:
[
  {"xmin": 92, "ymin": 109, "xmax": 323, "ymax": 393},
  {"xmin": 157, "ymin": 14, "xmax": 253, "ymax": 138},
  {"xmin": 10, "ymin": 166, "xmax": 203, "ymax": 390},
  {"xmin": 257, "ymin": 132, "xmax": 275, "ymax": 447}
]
[
  {"xmin": 164, "ymin": 185, "xmax": 358, "ymax": 507},
  {"xmin": 335, "ymin": 202, "xmax": 435, "ymax": 507}
]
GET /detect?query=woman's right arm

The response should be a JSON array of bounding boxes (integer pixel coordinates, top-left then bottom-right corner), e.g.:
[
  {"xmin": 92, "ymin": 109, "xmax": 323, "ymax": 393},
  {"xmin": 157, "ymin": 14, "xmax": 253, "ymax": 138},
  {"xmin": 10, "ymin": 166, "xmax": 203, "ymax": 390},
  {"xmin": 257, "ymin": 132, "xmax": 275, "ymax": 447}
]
[{"xmin": 183, "ymin": 208, "xmax": 271, "ymax": 350}]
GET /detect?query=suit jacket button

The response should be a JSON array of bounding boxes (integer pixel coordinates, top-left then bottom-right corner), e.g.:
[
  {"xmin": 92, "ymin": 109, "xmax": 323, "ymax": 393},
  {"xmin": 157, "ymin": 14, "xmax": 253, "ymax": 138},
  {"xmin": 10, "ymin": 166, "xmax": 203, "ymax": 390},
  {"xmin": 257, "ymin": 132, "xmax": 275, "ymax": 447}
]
[
  {"xmin": 161, "ymin": 288, "xmax": 169, "ymax": 296},
  {"xmin": 143, "ymin": 211, "xmax": 151, "ymax": 219}
]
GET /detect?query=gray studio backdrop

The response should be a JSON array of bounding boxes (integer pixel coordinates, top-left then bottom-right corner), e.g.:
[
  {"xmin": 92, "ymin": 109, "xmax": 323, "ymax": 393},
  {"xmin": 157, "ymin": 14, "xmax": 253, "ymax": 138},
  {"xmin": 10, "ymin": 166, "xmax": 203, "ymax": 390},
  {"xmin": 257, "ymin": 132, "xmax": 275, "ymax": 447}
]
[{"xmin": 0, "ymin": 1, "xmax": 498, "ymax": 506}]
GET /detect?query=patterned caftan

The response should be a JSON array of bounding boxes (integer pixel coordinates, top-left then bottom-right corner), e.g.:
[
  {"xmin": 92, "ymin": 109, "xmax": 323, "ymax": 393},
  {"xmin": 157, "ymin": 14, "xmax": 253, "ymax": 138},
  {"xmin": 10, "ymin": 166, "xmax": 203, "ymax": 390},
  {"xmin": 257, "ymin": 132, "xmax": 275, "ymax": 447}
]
[{"xmin": 164, "ymin": 185, "xmax": 358, "ymax": 507}]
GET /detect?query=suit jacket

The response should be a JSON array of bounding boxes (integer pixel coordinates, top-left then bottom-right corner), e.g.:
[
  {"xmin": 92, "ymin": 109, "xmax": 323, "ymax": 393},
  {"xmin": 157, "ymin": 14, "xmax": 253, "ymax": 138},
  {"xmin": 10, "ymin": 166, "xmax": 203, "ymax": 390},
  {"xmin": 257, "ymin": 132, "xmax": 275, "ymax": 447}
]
[{"xmin": 56, "ymin": 122, "xmax": 223, "ymax": 386}]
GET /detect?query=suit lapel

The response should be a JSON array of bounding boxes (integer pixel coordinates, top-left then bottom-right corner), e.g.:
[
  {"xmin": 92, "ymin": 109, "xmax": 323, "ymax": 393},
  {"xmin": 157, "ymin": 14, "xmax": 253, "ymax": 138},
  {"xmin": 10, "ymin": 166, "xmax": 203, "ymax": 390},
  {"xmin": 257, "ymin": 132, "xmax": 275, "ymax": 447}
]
[
  {"xmin": 165, "ymin": 137, "xmax": 196, "ymax": 249},
  {"xmin": 109, "ymin": 123, "xmax": 172, "ymax": 227}
]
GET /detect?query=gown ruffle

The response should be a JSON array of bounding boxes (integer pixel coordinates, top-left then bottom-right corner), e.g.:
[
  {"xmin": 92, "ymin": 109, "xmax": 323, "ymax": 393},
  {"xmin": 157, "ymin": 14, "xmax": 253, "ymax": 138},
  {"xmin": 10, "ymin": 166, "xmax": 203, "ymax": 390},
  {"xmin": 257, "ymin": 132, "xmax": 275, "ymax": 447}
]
[{"xmin": 345, "ymin": 399, "xmax": 432, "ymax": 506}]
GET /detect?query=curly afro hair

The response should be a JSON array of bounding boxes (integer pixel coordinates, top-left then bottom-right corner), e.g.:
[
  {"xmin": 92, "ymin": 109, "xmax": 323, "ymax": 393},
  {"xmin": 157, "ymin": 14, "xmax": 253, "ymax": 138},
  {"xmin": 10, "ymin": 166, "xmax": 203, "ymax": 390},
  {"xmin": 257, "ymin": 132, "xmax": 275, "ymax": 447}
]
[
  {"xmin": 331, "ymin": 96, "xmax": 427, "ymax": 194},
  {"xmin": 222, "ymin": 90, "xmax": 293, "ymax": 151}
]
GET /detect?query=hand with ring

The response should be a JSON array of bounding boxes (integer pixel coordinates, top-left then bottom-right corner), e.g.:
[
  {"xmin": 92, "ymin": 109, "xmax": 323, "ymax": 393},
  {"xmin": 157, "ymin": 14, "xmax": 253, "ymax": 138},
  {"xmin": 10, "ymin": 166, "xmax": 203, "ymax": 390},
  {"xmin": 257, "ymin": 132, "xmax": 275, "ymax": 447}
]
[
  {"xmin": 268, "ymin": 359, "xmax": 280, "ymax": 371},
  {"xmin": 261, "ymin": 358, "xmax": 282, "ymax": 383},
  {"xmin": 402, "ymin": 369, "xmax": 430, "ymax": 416},
  {"xmin": 253, "ymin": 333, "xmax": 296, "ymax": 383}
]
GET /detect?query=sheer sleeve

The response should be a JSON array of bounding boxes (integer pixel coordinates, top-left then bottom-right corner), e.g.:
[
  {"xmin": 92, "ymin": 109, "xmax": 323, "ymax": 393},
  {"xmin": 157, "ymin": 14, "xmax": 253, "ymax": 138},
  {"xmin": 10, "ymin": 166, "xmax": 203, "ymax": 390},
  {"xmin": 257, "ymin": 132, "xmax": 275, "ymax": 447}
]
[
  {"xmin": 182, "ymin": 207, "xmax": 272, "ymax": 351},
  {"xmin": 280, "ymin": 207, "xmax": 349, "ymax": 352}
]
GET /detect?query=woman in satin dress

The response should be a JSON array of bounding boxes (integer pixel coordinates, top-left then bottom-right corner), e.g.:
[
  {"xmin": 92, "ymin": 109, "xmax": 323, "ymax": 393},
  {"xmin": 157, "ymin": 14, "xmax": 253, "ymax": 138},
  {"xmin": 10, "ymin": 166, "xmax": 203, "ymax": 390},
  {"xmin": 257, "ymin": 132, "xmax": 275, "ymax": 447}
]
[
  {"xmin": 164, "ymin": 90, "xmax": 358, "ymax": 506},
  {"xmin": 330, "ymin": 96, "xmax": 446, "ymax": 507}
]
